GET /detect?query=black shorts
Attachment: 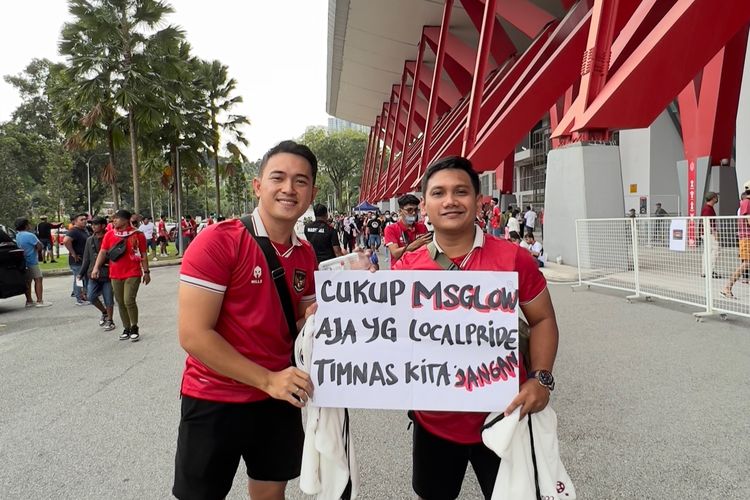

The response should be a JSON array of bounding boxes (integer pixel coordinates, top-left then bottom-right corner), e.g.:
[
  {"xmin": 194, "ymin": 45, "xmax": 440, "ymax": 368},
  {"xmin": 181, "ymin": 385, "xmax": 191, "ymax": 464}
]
[
  {"xmin": 173, "ymin": 396, "xmax": 303, "ymax": 500},
  {"xmin": 412, "ymin": 418, "xmax": 500, "ymax": 500},
  {"xmin": 157, "ymin": 235, "xmax": 167, "ymax": 243}
]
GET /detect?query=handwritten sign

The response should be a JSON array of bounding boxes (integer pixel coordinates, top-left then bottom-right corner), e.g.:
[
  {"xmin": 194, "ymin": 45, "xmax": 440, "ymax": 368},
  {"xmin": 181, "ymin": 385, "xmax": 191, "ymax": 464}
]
[{"xmin": 310, "ymin": 270, "xmax": 520, "ymax": 412}]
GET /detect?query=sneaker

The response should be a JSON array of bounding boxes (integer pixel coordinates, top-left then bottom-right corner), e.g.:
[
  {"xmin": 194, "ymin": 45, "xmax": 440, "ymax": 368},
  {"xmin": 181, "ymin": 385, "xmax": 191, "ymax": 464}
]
[
  {"xmin": 76, "ymin": 300, "xmax": 90, "ymax": 306},
  {"xmin": 129, "ymin": 325, "xmax": 140, "ymax": 342},
  {"xmin": 35, "ymin": 301, "xmax": 53, "ymax": 308},
  {"xmin": 119, "ymin": 328, "xmax": 131, "ymax": 340},
  {"xmin": 152, "ymin": 257, "xmax": 158, "ymax": 261},
  {"xmin": 50, "ymin": 259, "xmax": 57, "ymax": 263},
  {"xmin": 99, "ymin": 314, "xmax": 107, "ymax": 327},
  {"xmin": 103, "ymin": 319, "xmax": 116, "ymax": 331}
]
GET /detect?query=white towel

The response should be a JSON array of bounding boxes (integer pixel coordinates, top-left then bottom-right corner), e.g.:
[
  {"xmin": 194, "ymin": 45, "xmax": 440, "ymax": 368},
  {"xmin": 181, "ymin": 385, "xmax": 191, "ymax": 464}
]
[
  {"xmin": 296, "ymin": 316, "xmax": 359, "ymax": 500},
  {"xmin": 482, "ymin": 406, "xmax": 575, "ymax": 500}
]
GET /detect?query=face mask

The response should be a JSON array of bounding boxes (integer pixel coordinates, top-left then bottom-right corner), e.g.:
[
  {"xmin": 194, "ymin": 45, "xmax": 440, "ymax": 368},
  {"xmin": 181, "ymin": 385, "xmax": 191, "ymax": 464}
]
[{"xmin": 405, "ymin": 215, "xmax": 417, "ymax": 224}]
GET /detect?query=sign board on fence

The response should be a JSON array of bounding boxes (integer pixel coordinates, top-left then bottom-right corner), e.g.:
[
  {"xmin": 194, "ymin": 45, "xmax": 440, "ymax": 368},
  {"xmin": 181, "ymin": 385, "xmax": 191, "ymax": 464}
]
[
  {"xmin": 669, "ymin": 219, "xmax": 687, "ymax": 252},
  {"xmin": 310, "ymin": 270, "xmax": 520, "ymax": 412}
]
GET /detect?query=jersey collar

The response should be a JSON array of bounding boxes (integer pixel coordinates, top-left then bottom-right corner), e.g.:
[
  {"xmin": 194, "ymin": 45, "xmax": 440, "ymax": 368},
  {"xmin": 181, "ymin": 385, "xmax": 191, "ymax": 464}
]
[
  {"xmin": 432, "ymin": 224, "xmax": 485, "ymax": 255},
  {"xmin": 251, "ymin": 208, "xmax": 302, "ymax": 247}
]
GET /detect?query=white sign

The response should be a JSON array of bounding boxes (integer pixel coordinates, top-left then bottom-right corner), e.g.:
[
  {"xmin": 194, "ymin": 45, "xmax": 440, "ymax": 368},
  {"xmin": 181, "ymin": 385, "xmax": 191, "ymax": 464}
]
[
  {"xmin": 310, "ymin": 270, "xmax": 520, "ymax": 412},
  {"xmin": 669, "ymin": 219, "xmax": 687, "ymax": 252}
]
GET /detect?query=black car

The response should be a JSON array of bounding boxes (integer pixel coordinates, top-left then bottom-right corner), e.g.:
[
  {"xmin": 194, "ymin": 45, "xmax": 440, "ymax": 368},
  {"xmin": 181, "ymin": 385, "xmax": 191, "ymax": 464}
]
[{"xmin": 0, "ymin": 227, "xmax": 26, "ymax": 299}]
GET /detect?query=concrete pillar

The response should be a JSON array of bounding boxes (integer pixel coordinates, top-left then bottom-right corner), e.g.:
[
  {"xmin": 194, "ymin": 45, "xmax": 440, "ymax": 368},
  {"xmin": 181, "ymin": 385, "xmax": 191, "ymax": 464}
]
[
  {"xmin": 736, "ymin": 35, "xmax": 750, "ymax": 194},
  {"xmin": 544, "ymin": 143, "xmax": 624, "ymax": 266}
]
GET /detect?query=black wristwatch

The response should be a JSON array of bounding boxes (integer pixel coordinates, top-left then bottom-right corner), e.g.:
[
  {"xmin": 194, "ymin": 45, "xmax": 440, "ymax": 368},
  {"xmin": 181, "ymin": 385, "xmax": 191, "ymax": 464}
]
[{"xmin": 529, "ymin": 370, "xmax": 555, "ymax": 391}]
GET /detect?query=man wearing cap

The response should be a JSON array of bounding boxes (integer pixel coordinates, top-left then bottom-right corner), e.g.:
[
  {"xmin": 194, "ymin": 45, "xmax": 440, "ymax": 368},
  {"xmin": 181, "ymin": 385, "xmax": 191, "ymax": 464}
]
[
  {"xmin": 722, "ymin": 182, "xmax": 750, "ymax": 298},
  {"xmin": 79, "ymin": 216, "xmax": 116, "ymax": 331}
]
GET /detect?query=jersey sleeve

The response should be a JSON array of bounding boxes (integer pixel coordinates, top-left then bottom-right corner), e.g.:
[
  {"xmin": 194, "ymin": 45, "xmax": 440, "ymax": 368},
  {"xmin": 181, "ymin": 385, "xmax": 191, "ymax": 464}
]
[
  {"xmin": 515, "ymin": 247, "xmax": 547, "ymax": 305},
  {"xmin": 137, "ymin": 233, "xmax": 147, "ymax": 253},
  {"xmin": 328, "ymin": 227, "xmax": 340, "ymax": 248},
  {"xmin": 383, "ymin": 223, "xmax": 399, "ymax": 247},
  {"xmin": 179, "ymin": 226, "xmax": 234, "ymax": 294},
  {"xmin": 100, "ymin": 231, "xmax": 115, "ymax": 251}
]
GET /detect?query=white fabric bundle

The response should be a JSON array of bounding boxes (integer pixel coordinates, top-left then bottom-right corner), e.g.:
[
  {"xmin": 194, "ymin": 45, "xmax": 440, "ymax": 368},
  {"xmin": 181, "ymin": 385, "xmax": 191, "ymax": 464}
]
[
  {"xmin": 296, "ymin": 316, "xmax": 359, "ymax": 500},
  {"xmin": 482, "ymin": 406, "xmax": 575, "ymax": 500}
]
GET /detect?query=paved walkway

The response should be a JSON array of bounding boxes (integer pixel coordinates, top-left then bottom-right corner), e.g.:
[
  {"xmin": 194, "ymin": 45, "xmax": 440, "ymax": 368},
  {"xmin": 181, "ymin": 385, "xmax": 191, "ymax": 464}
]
[{"xmin": 0, "ymin": 267, "xmax": 748, "ymax": 499}]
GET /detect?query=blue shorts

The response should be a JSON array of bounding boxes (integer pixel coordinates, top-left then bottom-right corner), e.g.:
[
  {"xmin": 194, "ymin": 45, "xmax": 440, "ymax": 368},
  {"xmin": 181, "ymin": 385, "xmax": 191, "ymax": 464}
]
[
  {"xmin": 368, "ymin": 235, "xmax": 381, "ymax": 248},
  {"xmin": 88, "ymin": 279, "xmax": 114, "ymax": 307}
]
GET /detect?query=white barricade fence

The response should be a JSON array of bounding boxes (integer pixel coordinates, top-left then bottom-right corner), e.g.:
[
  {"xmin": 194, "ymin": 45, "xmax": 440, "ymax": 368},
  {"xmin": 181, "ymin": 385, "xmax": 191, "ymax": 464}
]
[{"xmin": 576, "ymin": 216, "xmax": 750, "ymax": 320}]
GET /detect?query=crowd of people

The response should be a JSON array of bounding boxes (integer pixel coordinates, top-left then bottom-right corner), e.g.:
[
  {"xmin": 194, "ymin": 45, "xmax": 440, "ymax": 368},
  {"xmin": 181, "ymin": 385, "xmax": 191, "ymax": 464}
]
[{"xmin": 11, "ymin": 210, "xmax": 221, "ymax": 342}]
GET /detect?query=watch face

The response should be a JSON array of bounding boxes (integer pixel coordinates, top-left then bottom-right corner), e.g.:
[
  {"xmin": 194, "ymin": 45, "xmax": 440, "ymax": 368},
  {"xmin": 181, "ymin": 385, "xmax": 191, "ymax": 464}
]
[{"xmin": 536, "ymin": 370, "xmax": 555, "ymax": 390}]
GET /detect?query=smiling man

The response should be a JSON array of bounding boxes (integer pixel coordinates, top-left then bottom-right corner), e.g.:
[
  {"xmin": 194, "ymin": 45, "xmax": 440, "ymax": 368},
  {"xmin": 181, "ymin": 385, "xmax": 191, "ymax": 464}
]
[
  {"xmin": 393, "ymin": 155, "xmax": 560, "ymax": 500},
  {"xmin": 173, "ymin": 141, "xmax": 319, "ymax": 500}
]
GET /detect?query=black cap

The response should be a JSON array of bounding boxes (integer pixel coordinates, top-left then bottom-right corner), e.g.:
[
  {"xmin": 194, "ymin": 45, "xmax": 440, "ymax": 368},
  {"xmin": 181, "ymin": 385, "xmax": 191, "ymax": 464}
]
[{"xmin": 91, "ymin": 216, "xmax": 108, "ymax": 225}]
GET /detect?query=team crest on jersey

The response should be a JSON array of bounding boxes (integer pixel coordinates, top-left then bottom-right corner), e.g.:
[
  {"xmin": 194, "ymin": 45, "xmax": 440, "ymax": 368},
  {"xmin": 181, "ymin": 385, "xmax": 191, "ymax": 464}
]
[{"xmin": 293, "ymin": 269, "xmax": 306, "ymax": 293}]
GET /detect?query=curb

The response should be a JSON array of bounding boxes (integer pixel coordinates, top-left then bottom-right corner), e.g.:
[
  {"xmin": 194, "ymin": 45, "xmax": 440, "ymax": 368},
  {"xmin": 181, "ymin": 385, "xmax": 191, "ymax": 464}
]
[{"xmin": 43, "ymin": 258, "xmax": 183, "ymax": 277}]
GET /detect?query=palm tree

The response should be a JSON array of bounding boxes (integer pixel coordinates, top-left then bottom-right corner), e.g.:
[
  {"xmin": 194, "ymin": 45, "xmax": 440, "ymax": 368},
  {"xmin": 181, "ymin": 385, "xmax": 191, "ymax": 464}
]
[
  {"xmin": 196, "ymin": 60, "xmax": 249, "ymax": 216},
  {"xmin": 59, "ymin": 0, "xmax": 184, "ymax": 213}
]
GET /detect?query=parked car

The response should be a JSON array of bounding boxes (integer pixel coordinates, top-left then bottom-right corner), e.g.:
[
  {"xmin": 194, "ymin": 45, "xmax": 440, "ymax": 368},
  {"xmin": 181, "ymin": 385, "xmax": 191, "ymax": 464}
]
[{"xmin": 0, "ymin": 226, "xmax": 27, "ymax": 299}]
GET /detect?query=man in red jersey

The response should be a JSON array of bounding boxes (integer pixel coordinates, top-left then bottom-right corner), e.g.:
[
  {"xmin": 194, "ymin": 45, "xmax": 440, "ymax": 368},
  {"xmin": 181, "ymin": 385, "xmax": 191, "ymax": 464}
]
[
  {"xmin": 173, "ymin": 141, "xmax": 319, "ymax": 500},
  {"xmin": 383, "ymin": 193, "xmax": 431, "ymax": 263},
  {"xmin": 393, "ymin": 156, "xmax": 559, "ymax": 500}
]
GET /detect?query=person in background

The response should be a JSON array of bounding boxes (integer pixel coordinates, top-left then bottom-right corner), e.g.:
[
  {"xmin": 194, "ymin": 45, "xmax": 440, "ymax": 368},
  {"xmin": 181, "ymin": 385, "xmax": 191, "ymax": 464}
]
[
  {"xmin": 721, "ymin": 185, "xmax": 750, "ymax": 298},
  {"xmin": 383, "ymin": 194, "xmax": 430, "ymax": 263},
  {"xmin": 489, "ymin": 197, "xmax": 502, "ymax": 237},
  {"xmin": 79, "ymin": 216, "xmax": 115, "ymax": 330},
  {"xmin": 92, "ymin": 209, "xmax": 150, "ymax": 342},
  {"xmin": 506, "ymin": 209, "xmax": 521, "ymax": 236},
  {"xmin": 36, "ymin": 215, "xmax": 55, "ymax": 263},
  {"xmin": 15, "ymin": 218, "xmax": 52, "ymax": 308},
  {"xmin": 508, "ymin": 230, "xmax": 522, "ymax": 245},
  {"xmin": 304, "ymin": 203, "xmax": 343, "ymax": 264},
  {"xmin": 157, "ymin": 214, "xmax": 170, "ymax": 257},
  {"xmin": 523, "ymin": 205, "xmax": 537, "ymax": 235},
  {"xmin": 700, "ymin": 192, "xmax": 721, "ymax": 279},
  {"xmin": 521, "ymin": 232, "xmax": 545, "ymax": 267},
  {"xmin": 139, "ymin": 216, "xmax": 158, "ymax": 261},
  {"xmin": 64, "ymin": 213, "xmax": 90, "ymax": 305}
]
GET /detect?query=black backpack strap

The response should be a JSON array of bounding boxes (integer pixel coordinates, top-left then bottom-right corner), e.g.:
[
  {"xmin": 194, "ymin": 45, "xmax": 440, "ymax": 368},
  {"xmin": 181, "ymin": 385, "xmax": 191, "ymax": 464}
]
[
  {"xmin": 427, "ymin": 241, "xmax": 459, "ymax": 270},
  {"xmin": 240, "ymin": 216, "xmax": 300, "ymax": 351}
]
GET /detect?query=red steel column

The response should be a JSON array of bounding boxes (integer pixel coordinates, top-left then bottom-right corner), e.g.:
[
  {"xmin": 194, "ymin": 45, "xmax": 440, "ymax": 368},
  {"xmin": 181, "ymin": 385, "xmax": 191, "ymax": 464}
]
[
  {"xmin": 399, "ymin": 35, "xmax": 427, "ymax": 189},
  {"xmin": 462, "ymin": 0, "xmax": 497, "ymax": 155},
  {"xmin": 418, "ymin": 0, "xmax": 454, "ymax": 179},
  {"xmin": 386, "ymin": 74, "xmax": 409, "ymax": 194},
  {"xmin": 361, "ymin": 125, "xmax": 376, "ymax": 201},
  {"xmin": 377, "ymin": 94, "xmax": 397, "ymax": 197},
  {"xmin": 369, "ymin": 113, "xmax": 385, "ymax": 201}
]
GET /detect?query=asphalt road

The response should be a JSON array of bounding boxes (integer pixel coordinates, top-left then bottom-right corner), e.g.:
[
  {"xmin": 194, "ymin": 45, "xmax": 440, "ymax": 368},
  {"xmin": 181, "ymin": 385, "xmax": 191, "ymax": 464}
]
[{"xmin": 1, "ymin": 266, "xmax": 749, "ymax": 499}]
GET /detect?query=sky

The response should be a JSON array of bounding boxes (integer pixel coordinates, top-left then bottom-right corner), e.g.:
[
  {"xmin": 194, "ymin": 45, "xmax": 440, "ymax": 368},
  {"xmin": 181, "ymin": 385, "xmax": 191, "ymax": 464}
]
[{"xmin": 0, "ymin": 0, "xmax": 330, "ymax": 160}]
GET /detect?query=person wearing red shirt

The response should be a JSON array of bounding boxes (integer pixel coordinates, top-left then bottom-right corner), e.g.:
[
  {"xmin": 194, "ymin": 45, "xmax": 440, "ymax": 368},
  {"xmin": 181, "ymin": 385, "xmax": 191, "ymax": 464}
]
[
  {"xmin": 393, "ymin": 156, "xmax": 559, "ymax": 500},
  {"xmin": 173, "ymin": 141, "xmax": 319, "ymax": 500},
  {"xmin": 92, "ymin": 209, "xmax": 150, "ymax": 342},
  {"xmin": 700, "ymin": 191, "xmax": 721, "ymax": 278},
  {"xmin": 722, "ymin": 185, "xmax": 750, "ymax": 298},
  {"xmin": 156, "ymin": 214, "xmax": 170, "ymax": 257},
  {"xmin": 383, "ymin": 193, "xmax": 431, "ymax": 264}
]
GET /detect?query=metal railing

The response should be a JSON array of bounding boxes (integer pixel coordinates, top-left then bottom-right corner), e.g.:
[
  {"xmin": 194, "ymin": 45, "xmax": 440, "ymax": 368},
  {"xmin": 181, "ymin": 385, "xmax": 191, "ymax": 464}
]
[{"xmin": 575, "ymin": 216, "xmax": 750, "ymax": 321}]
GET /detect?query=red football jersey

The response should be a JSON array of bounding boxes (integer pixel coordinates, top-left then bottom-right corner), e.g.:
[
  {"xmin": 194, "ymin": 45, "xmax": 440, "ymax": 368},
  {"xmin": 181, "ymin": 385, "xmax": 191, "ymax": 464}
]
[
  {"xmin": 179, "ymin": 210, "xmax": 317, "ymax": 403},
  {"xmin": 393, "ymin": 228, "xmax": 546, "ymax": 444},
  {"xmin": 100, "ymin": 229, "xmax": 147, "ymax": 280},
  {"xmin": 383, "ymin": 219, "xmax": 429, "ymax": 249}
]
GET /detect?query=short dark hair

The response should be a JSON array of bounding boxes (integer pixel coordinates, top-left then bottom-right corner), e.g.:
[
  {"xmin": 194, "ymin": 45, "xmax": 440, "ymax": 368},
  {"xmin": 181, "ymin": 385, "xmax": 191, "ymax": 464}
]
[
  {"xmin": 113, "ymin": 209, "xmax": 132, "ymax": 220},
  {"xmin": 524, "ymin": 231, "xmax": 535, "ymax": 239},
  {"xmin": 91, "ymin": 216, "xmax": 107, "ymax": 225},
  {"xmin": 492, "ymin": 197, "xmax": 499, "ymax": 204},
  {"xmin": 398, "ymin": 194, "xmax": 420, "ymax": 208},
  {"xmin": 260, "ymin": 140, "xmax": 318, "ymax": 183},
  {"xmin": 705, "ymin": 191, "xmax": 718, "ymax": 202},
  {"xmin": 508, "ymin": 231, "xmax": 521, "ymax": 241},
  {"xmin": 15, "ymin": 217, "xmax": 29, "ymax": 231},
  {"xmin": 421, "ymin": 156, "xmax": 480, "ymax": 195},
  {"xmin": 71, "ymin": 212, "xmax": 87, "ymax": 221},
  {"xmin": 313, "ymin": 203, "xmax": 328, "ymax": 217}
]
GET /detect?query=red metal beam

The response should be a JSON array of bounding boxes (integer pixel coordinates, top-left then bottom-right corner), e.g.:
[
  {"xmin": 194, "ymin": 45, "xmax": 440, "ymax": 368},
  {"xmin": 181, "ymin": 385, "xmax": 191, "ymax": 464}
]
[
  {"xmin": 463, "ymin": 0, "xmax": 498, "ymax": 155},
  {"xmin": 460, "ymin": 0, "xmax": 516, "ymax": 66},
  {"xmin": 469, "ymin": 4, "xmax": 592, "ymax": 172},
  {"xmin": 424, "ymin": 28, "xmax": 476, "ymax": 95},
  {"xmin": 419, "ymin": 0, "xmax": 455, "ymax": 183},
  {"xmin": 495, "ymin": 0, "xmax": 556, "ymax": 39},
  {"xmin": 361, "ymin": 125, "xmax": 376, "ymax": 201},
  {"xmin": 406, "ymin": 60, "xmax": 460, "ymax": 113},
  {"xmin": 575, "ymin": 0, "xmax": 750, "ymax": 131}
]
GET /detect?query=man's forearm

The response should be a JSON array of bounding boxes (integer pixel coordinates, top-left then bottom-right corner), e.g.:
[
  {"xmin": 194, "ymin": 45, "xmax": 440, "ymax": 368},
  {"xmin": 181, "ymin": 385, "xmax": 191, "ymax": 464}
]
[
  {"xmin": 528, "ymin": 317, "xmax": 558, "ymax": 372},
  {"xmin": 389, "ymin": 244, "xmax": 408, "ymax": 261}
]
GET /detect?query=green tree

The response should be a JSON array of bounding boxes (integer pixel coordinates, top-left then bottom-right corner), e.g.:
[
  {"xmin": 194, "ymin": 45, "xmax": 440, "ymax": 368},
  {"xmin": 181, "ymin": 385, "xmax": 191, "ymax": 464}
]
[
  {"xmin": 59, "ymin": 0, "xmax": 184, "ymax": 213},
  {"xmin": 299, "ymin": 127, "xmax": 368, "ymax": 211},
  {"xmin": 196, "ymin": 59, "xmax": 249, "ymax": 216}
]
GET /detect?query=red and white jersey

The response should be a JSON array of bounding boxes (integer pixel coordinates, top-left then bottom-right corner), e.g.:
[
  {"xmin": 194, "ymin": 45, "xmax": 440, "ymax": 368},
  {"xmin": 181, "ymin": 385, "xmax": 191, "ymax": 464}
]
[
  {"xmin": 383, "ymin": 219, "xmax": 429, "ymax": 249},
  {"xmin": 179, "ymin": 209, "xmax": 317, "ymax": 403},
  {"xmin": 393, "ymin": 227, "xmax": 546, "ymax": 444}
]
